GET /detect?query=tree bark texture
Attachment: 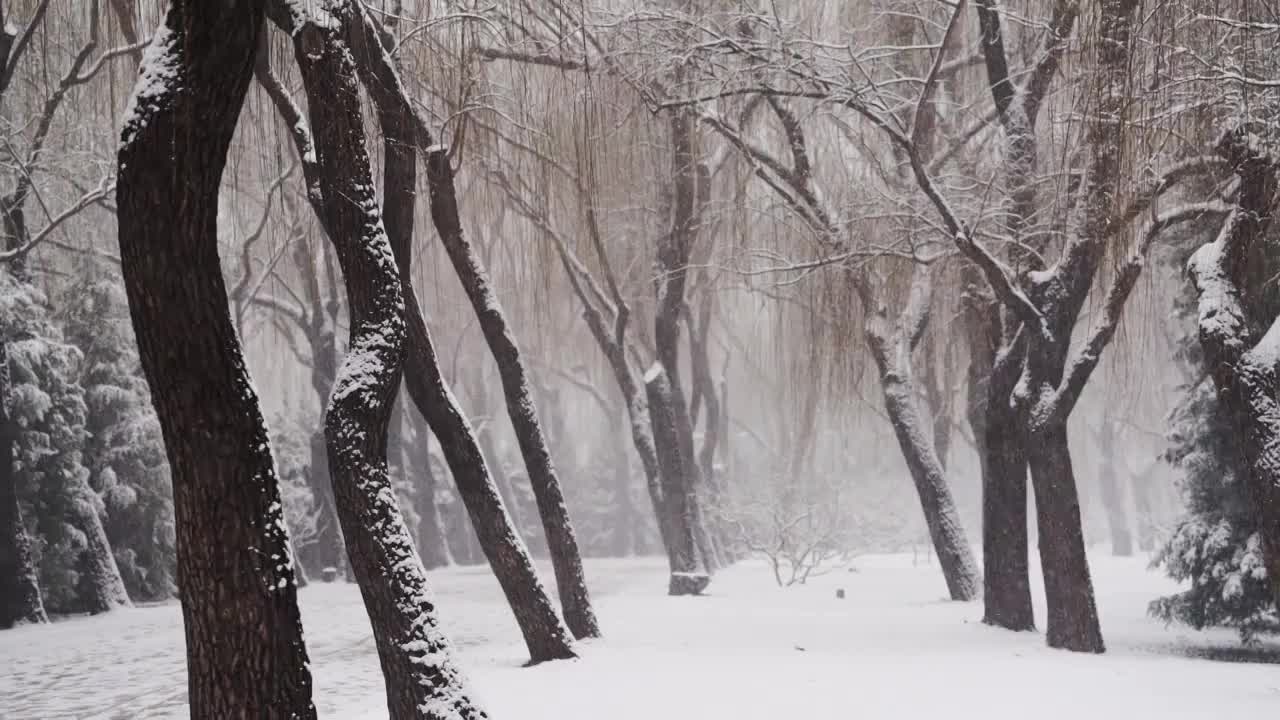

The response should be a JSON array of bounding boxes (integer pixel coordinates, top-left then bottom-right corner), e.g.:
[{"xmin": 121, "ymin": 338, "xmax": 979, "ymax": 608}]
[
  {"xmin": 646, "ymin": 367, "xmax": 709, "ymax": 595},
  {"xmin": 283, "ymin": 6, "xmax": 486, "ymax": 717},
  {"xmin": 116, "ymin": 3, "xmax": 316, "ymax": 715},
  {"xmin": 69, "ymin": 486, "xmax": 132, "ymax": 613},
  {"xmin": 343, "ymin": 12, "xmax": 579, "ymax": 661}
]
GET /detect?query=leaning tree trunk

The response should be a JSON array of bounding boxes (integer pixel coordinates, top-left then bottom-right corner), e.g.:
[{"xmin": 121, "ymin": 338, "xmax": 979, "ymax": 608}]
[
  {"xmin": 865, "ymin": 269, "xmax": 980, "ymax": 602},
  {"xmin": 0, "ymin": 339, "xmax": 45, "ymax": 628},
  {"xmin": 342, "ymin": 12, "xmax": 578, "ymax": 662},
  {"xmin": 422, "ymin": 148, "xmax": 599, "ymax": 639},
  {"xmin": 69, "ymin": 486, "xmax": 132, "ymax": 613},
  {"xmin": 116, "ymin": 3, "xmax": 315, "ymax": 716},
  {"xmin": 284, "ymin": 8, "xmax": 485, "ymax": 718}
]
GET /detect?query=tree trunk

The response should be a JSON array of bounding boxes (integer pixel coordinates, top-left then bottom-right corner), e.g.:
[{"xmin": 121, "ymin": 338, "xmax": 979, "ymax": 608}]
[
  {"xmin": 867, "ymin": 292, "xmax": 980, "ymax": 602},
  {"xmin": 969, "ymin": 316, "xmax": 1035, "ymax": 630},
  {"xmin": 1026, "ymin": 422, "xmax": 1104, "ymax": 652},
  {"xmin": 1096, "ymin": 420, "xmax": 1133, "ymax": 556},
  {"xmin": 0, "ymin": 338, "xmax": 46, "ymax": 628},
  {"xmin": 303, "ymin": 428, "xmax": 346, "ymax": 578},
  {"xmin": 413, "ymin": 429, "xmax": 454, "ymax": 570},
  {"xmin": 981, "ymin": 394, "xmax": 1034, "ymax": 628},
  {"xmin": 70, "ymin": 488, "xmax": 132, "ymax": 613},
  {"xmin": 421, "ymin": 149, "xmax": 599, "ymax": 640},
  {"xmin": 116, "ymin": 3, "xmax": 316, "ymax": 716},
  {"xmin": 646, "ymin": 367, "xmax": 709, "ymax": 595},
  {"xmin": 343, "ymin": 14, "xmax": 578, "ymax": 662},
  {"xmin": 285, "ymin": 10, "xmax": 486, "ymax": 717}
]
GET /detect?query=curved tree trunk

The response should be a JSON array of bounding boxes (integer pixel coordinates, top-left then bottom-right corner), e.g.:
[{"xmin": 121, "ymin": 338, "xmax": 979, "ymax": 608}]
[
  {"xmin": 284, "ymin": 8, "xmax": 486, "ymax": 717},
  {"xmin": 116, "ymin": 3, "xmax": 316, "ymax": 716},
  {"xmin": 342, "ymin": 13, "xmax": 579, "ymax": 662},
  {"xmin": 0, "ymin": 339, "xmax": 46, "ymax": 627},
  {"xmin": 865, "ymin": 269, "xmax": 979, "ymax": 602}
]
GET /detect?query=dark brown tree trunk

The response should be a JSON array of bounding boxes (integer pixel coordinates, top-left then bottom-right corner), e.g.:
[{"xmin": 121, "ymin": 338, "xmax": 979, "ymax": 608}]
[
  {"xmin": 422, "ymin": 148, "xmax": 599, "ymax": 639},
  {"xmin": 1026, "ymin": 423, "xmax": 1104, "ymax": 652},
  {"xmin": 283, "ymin": 8, "xmax": 486, "ymax": 717},
  {"xmin": 0, "ymin": 339, "xmax": 45, "ymax": 628},
  {"xmin": 116, "ymin": 3, "xmax": 316, "ymax": 716},
  {"xmin": 343, "ymin": 13, "xmax": 578, "ymax": 661},
  {"xmin": 1096, "ymin": 420, "xmax": 1133, "ymax": 556}
]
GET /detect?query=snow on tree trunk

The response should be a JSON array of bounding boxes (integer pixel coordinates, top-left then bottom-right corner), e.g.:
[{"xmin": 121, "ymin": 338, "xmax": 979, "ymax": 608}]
[
  {"xmin": 646, "ymin": 366, "xmax": 709, "ymax": 595},
  {"xmin": 283, "ymin": 7, "xmax": 486, "ymax": 717},
  {"xmin": 70, "ymin": 486, "xmax": 132, "ymax": 613},
  {"xmin": 340, "ymin": 10, "xmax": 579, "ymax": 661},
  {"xmin": 864, "ymin": 268, "xmax": 979, "ymax": 602},
  {"xmin": 0, "ymin": 336, "xmax": 46, "ymax": 628},
  {"xmin": 116, "ymin": 3, "xmax": 316, "ymax": 716},
  {"xmin": 1188, "ymin": 124, "xmax": 1280, "ymax": 614}
]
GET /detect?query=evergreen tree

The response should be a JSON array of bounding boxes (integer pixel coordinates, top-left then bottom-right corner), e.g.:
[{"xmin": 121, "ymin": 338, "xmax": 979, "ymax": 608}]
[
  {"xmin": 64, "ymin": 279, "xmax": 175, "ymax": 602},
  {"xmin": 1151, "ymin": 215, "xmax": 1280, "ymax": 641},
  {"xmin": 3, "ymin": 274, "xmax": 130, "ymax": 613}
]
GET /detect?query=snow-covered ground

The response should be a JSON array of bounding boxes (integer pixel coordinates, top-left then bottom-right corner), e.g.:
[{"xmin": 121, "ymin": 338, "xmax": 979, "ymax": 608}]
[{"xmin": 2, "ymin": 551, "xmax": 1277, "ymax": 719}]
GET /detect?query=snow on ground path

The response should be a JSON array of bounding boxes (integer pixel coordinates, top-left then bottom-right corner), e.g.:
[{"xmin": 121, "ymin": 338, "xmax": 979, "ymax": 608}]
[{"xmin": 1, "ymin": 552, "xmax": 1277, "ymax": 719}]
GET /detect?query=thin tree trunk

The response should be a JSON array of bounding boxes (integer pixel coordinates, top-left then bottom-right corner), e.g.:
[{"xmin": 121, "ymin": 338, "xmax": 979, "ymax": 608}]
[
  {"xmin": 0, "ymin": 338, "xmax": 45, "ymax": 628},
  {"xmin": 423, "ymin": 148, "xmax": 599, "ymax": 639},
  {"xmin": 116, "ymin": 3, "xmax": 316, "ymax": 715},
  {"xmin": 283, "ymin": 9, "xmax": 486, "ymax": 717},
  {"xmin": 413, "ymin": 430, "xmax": 454, "ymax": 570},
  {"xmin": 344, "ymin": 14, "xmax": 580, "ymax": 661}
]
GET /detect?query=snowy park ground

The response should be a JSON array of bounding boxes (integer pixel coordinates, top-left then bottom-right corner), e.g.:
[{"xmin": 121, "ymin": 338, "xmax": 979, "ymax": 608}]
[{"xmin": 2, "ymin": 550, "xmax": 1278, "ymax": 719}]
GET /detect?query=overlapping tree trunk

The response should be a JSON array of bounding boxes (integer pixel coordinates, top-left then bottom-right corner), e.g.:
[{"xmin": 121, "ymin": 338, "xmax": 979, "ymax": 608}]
[
  {"xmin": 116, "ymin": 2, "xmax": 316, "ymax": 715},
  {"xmin": 277, "ymin": 4, "xmax": 486, "ymax": 716},
  {"xmin": 345, "ymin": 11, "xmax": 598, "ymax": 640},
  {"xmin": 863, "ymin": 267, "xmax": 980, "ymax": 601},
  {"xmin": 258, "ymin": 5, "xmax": 575, "ymax": 663}
]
